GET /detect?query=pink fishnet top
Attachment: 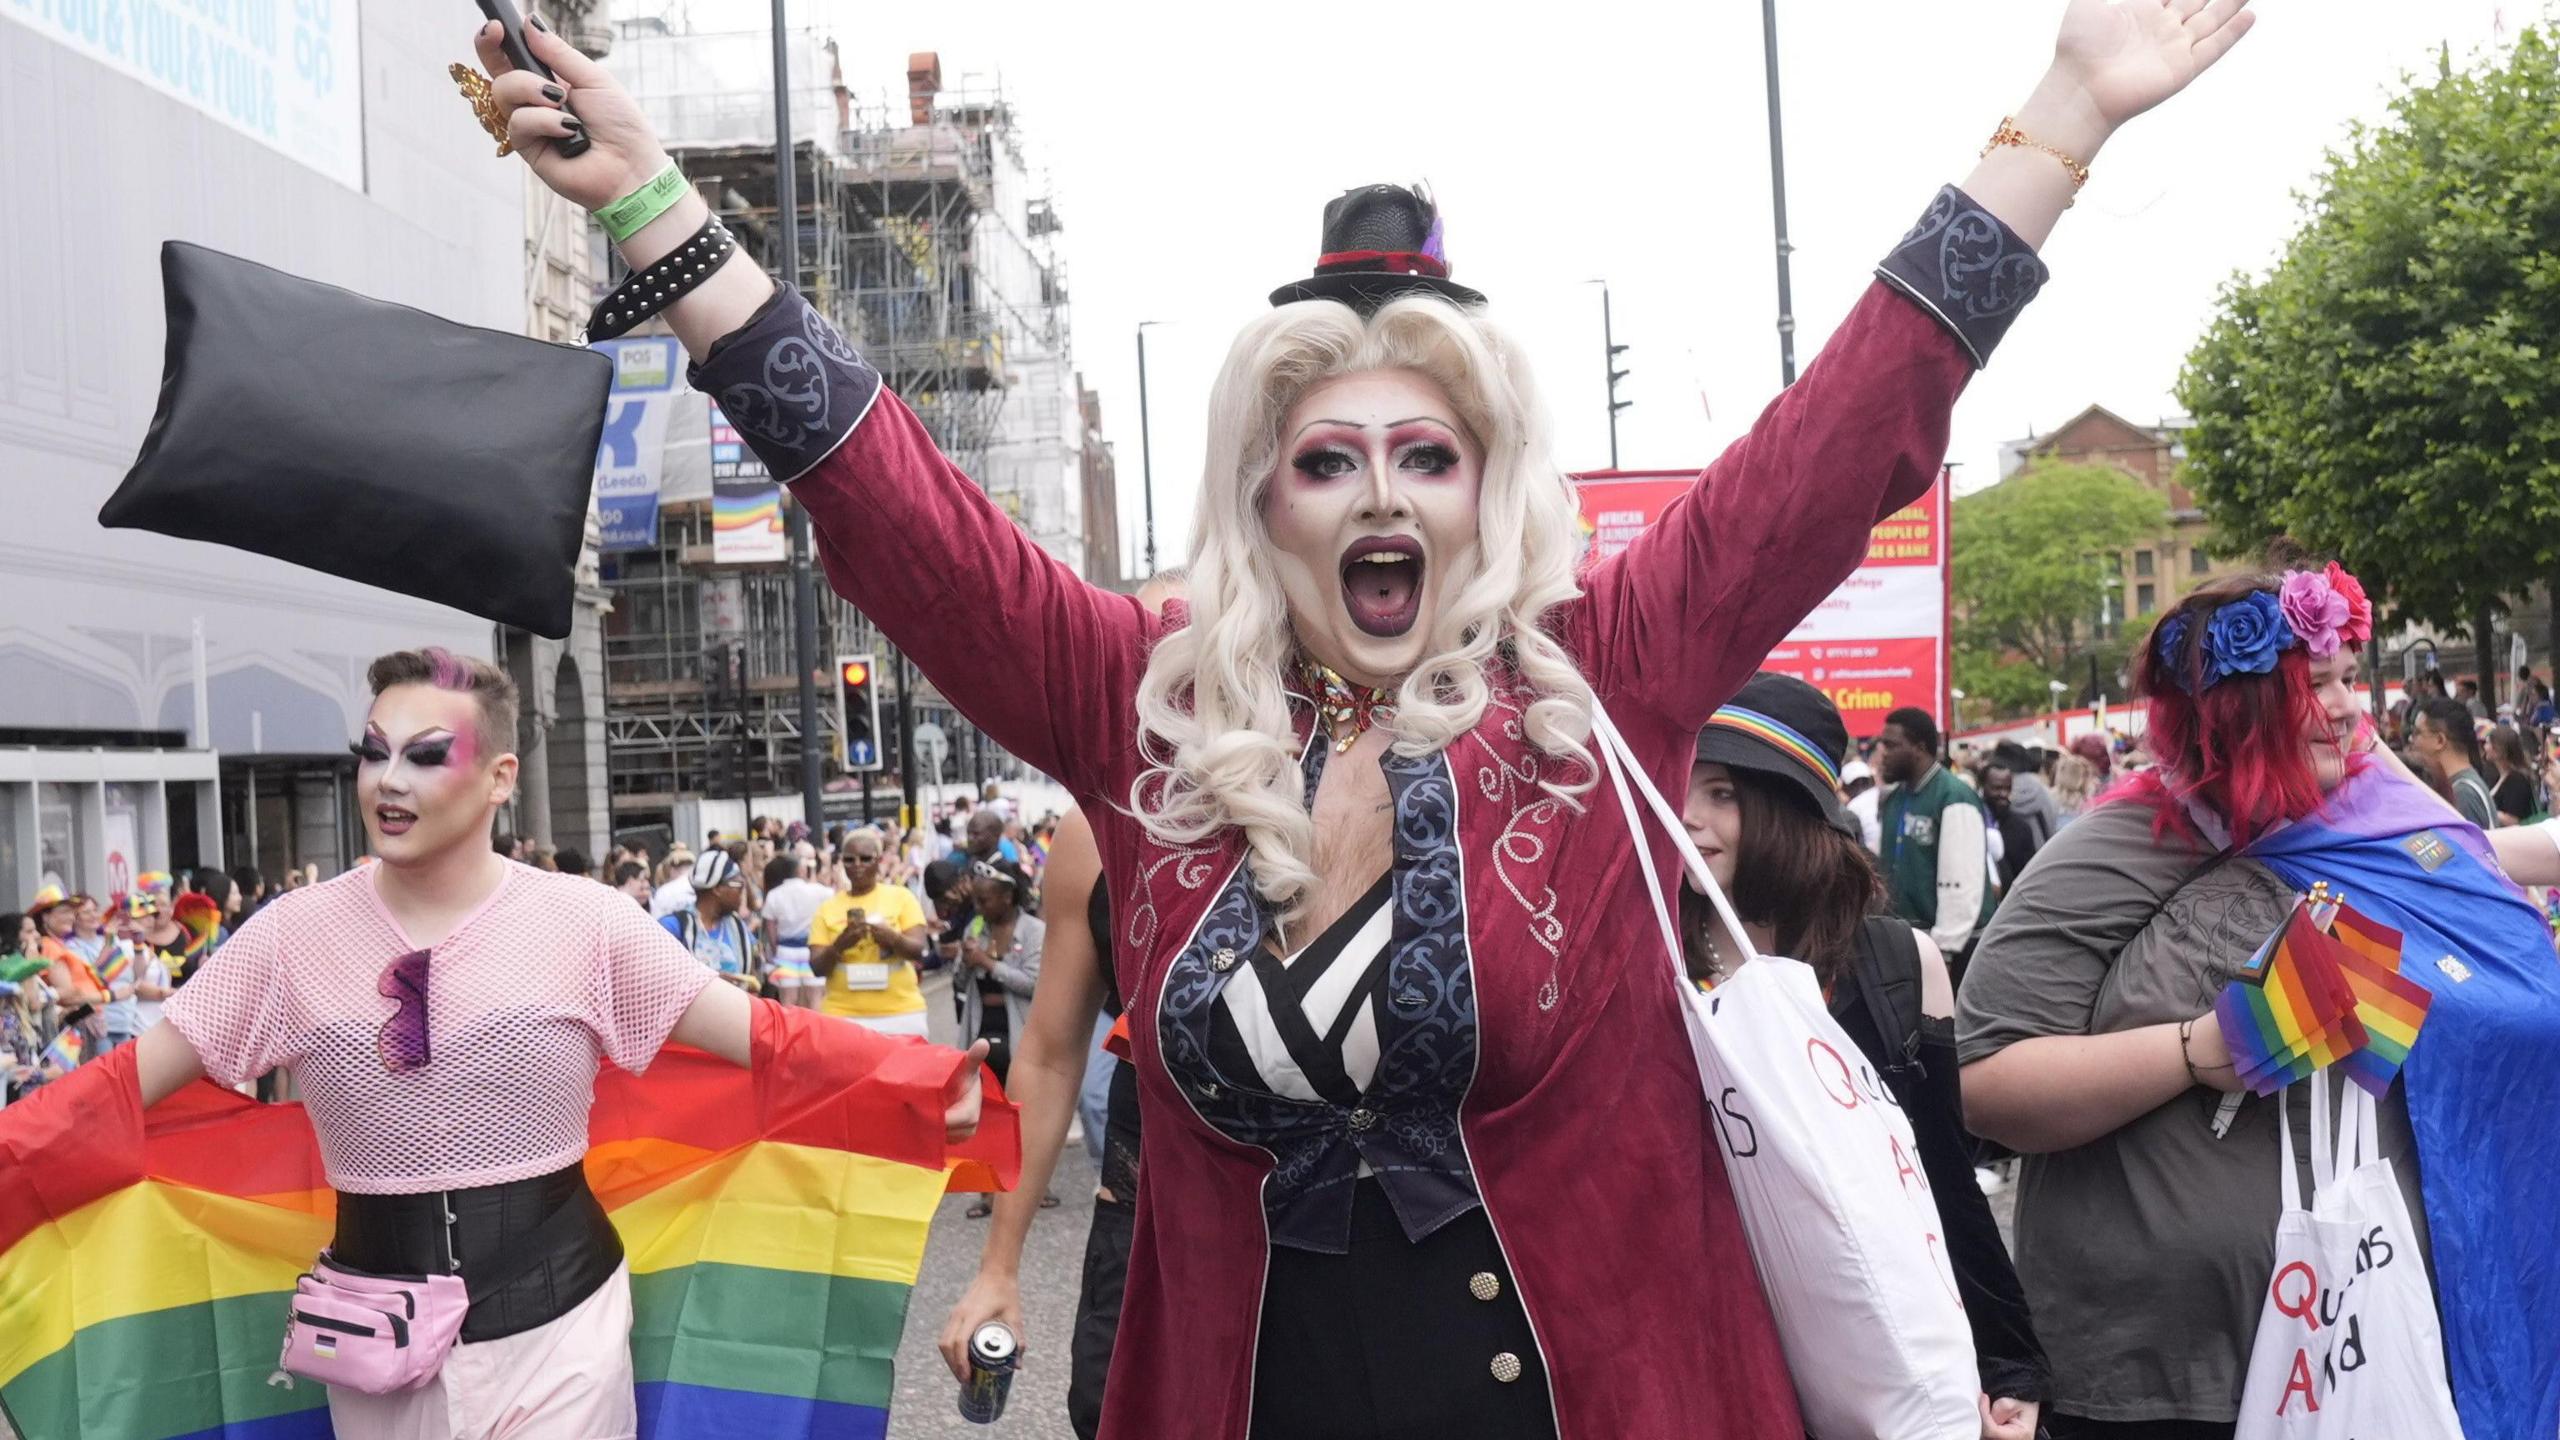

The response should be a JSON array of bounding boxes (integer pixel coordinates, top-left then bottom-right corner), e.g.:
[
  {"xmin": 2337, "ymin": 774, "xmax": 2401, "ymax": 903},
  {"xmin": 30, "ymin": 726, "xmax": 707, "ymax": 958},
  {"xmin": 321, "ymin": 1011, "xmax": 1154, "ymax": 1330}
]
[{"xmin": 164, "ymin": 862, "xmax": 714, "ymax": 1194}]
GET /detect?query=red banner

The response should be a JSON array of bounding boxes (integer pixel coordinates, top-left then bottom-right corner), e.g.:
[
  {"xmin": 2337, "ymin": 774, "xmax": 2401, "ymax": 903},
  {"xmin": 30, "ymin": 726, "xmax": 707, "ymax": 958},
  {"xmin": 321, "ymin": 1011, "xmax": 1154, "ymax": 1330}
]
[
  {"xmin": 1574, "ymin": 474, "xmax": 1707, "ymax": 565},
  {"xmin": 1572, "ymin": 469, "xmax": 1950, "ymax": 738}
]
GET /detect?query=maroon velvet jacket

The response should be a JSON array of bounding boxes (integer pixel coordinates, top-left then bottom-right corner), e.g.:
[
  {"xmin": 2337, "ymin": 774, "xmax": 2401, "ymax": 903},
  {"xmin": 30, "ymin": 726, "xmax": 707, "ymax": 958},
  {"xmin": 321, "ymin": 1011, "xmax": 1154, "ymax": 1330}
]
[{"xmin": 690, "ymin": 186, "xmax": 2040, "ymax": 1438}]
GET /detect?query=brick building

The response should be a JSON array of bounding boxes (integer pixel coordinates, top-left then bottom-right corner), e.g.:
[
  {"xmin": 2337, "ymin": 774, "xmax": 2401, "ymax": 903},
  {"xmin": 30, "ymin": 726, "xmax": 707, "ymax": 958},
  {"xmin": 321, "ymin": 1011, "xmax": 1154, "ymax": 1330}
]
[{"xmin": 1999, "ymin": 404, "xmax": 2249, "ymax": 634}]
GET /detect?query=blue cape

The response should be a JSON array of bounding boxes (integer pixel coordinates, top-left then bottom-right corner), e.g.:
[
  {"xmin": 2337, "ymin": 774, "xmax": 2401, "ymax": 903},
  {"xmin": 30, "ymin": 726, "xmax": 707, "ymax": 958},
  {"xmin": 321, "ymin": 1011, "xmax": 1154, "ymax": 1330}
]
[{"xmin": 2244, "ymin": 769, "xmax": 2560, "ymax": 1436}]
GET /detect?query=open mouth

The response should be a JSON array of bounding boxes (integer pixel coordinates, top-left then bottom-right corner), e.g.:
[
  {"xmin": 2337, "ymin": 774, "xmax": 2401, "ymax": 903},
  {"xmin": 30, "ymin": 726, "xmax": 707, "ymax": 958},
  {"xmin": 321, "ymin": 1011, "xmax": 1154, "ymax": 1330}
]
[
  {"xmin": 377, "ymin": 805, "xmax": 418, "ymax": 837},
  {"xmin": 1339, "ymin": 535, "xmax": 1424, "ymax": 638}
]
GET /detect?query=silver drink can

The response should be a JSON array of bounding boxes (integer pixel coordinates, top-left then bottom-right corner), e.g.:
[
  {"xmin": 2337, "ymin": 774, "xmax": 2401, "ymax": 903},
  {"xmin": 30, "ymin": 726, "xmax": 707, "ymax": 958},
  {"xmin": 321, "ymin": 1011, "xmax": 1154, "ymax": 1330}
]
[{"xmin": 957, "ymin": 1320, "xmax": 1018, "ymax": 1424}]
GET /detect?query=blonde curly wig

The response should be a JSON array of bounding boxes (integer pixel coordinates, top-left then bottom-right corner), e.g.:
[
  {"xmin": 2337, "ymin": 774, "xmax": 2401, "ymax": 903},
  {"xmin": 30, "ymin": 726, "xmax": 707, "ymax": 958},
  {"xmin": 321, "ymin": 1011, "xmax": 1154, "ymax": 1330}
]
[{"xmin": 1129, "ymin": 295, "xmax": 1596, "ymax": 920}]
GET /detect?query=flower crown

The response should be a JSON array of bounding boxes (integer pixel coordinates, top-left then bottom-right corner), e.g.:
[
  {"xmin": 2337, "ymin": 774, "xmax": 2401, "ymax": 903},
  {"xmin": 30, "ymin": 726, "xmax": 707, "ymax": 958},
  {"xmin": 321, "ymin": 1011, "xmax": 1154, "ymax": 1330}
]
[{"xmin": 2152, "ymin": 561, "xmax": 2372, "ymax": 694}]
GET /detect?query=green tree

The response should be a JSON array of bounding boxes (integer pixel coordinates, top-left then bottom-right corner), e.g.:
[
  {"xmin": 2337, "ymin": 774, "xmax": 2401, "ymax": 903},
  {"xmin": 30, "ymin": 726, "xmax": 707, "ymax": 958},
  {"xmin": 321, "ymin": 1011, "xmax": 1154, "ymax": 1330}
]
[
  {"xmin": 1951, "ymin": 459, "xmax": 2170, "ymax": 719},
  {"xmin": 2178, "ymin": 26, "xmax": 2560, "ymax": 691}
]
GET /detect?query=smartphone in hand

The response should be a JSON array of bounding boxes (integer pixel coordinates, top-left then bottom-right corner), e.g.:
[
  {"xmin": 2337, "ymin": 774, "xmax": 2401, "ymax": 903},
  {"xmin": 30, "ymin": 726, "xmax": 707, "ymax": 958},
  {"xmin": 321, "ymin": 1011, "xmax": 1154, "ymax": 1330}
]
[{"xmin": 474, "ymin": 0, "xmax": 592, "ymax": 157}]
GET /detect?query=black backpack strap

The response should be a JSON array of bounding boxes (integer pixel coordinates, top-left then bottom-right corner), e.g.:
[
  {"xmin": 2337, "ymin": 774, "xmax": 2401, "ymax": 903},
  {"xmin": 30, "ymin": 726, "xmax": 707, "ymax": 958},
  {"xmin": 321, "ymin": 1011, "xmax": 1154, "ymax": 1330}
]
[{"xmin": 1850, "ymin": 917, "xmax": 1928, "ymax": 1082}]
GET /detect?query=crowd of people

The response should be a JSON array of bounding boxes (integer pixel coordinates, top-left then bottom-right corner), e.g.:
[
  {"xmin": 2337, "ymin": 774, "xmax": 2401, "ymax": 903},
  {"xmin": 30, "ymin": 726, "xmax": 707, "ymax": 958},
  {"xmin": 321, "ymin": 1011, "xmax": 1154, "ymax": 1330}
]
[
  {"xmin": 1867, "ymin": 659, "xmax": 2560, "ymax": 1005},
  {"xmin": 3, "ymin": 869, "xmax": 237, "ymax": 1101},
  {"xmin": 0, "ymin": 797, "xmax": 1069, "ymax": 1112}
]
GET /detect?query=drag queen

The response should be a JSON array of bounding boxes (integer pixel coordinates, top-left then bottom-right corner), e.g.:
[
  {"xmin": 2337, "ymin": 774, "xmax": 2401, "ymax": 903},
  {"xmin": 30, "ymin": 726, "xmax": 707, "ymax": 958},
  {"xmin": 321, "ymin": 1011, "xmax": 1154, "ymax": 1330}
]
[
  {"xmin": 485, "ymin": 2, "xmax": 2254, "ymax": 1433},
  {"xmin": 110, "ymin": 649, "xmax": 988, "ymax": 1437}
]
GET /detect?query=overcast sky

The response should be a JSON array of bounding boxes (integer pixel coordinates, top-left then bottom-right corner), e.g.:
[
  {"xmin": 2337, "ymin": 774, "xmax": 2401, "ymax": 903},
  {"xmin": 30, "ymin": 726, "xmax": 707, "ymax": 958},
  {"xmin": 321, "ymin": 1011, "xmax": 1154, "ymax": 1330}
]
[{"xmin": 673, "ymin": 0, "xmax": 2517, "ymax": 578}]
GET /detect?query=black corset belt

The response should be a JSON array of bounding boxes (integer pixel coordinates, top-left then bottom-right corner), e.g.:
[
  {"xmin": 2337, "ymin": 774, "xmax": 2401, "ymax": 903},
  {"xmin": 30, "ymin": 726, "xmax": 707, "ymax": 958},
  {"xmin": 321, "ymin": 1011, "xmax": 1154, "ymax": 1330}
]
[{"xmin": 331, "ymin": 1160, "xmax": 623, "ymax": 1344}]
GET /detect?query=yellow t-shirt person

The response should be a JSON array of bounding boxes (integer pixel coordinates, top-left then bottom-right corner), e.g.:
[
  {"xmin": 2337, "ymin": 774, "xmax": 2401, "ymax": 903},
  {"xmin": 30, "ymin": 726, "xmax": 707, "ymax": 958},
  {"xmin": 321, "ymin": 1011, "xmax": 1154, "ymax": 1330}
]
[{"xmin": 809, "ymin": 883, "xmax": 930, "ymax": 1018}]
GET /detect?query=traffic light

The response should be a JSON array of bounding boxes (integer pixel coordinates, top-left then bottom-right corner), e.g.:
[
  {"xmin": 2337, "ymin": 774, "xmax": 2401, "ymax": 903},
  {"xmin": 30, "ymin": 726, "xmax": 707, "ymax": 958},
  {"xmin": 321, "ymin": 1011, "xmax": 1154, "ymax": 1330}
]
[
  {"xmin": 836, "ymin": 654, "xmax": 882, "ymax": 772},
  {"xmin": 1608, "ymin": 342, "xmax": 1633, "ymax": 420}
]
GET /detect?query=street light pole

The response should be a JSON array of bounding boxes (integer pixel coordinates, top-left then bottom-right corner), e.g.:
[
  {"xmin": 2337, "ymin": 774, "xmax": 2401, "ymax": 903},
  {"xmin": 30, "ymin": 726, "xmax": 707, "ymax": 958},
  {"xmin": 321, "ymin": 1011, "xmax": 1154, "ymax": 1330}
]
[
  {"xmin": 1586, "ymin": 279, "xmax": 1631, "ymax": 470},
  {"xmin": 1760, "ymin": 0, "xmax": 1800, "ymax": 386},
  {"xmin": 1602, "ymin": 284, "xmax": 1628, "ymax": 469},
  {"xmin": 1136, "ymin": 322, "xmax": 1162, "ymax": 579},
  {"xmin": 772, "ymin": 0, "xmax": 828, "ymax": 834}
]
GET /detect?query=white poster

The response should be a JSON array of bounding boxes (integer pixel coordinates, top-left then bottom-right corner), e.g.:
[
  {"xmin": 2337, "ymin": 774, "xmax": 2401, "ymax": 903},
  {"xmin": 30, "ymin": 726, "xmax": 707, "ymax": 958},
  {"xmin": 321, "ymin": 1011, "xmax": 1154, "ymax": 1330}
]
[{"xmin": 5, "ymin": 0, "xmax": 366, "ymax": 191}]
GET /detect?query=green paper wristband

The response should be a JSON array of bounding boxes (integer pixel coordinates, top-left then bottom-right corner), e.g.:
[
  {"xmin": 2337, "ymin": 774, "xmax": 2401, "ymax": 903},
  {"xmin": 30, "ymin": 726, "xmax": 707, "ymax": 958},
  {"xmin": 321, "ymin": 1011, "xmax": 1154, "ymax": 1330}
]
[{"xmin": 596, "ymin": 162, "xmax": 688, "ymax": 244}]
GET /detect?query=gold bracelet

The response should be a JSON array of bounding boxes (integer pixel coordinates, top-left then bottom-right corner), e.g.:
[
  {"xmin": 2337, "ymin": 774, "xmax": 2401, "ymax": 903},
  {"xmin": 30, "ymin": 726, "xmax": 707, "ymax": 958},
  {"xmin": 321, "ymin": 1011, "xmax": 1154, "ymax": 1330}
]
[{"xmin": 1983, "ymin": 117, "xmax": 2092, "ymax": 199}]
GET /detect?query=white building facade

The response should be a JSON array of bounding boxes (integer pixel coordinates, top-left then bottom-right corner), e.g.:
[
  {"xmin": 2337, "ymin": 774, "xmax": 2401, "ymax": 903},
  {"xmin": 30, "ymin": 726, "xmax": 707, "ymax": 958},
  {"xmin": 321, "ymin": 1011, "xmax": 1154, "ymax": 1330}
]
[{"xmin": 0, "ymin": 2, "xmax": 528, "ymax": 903}]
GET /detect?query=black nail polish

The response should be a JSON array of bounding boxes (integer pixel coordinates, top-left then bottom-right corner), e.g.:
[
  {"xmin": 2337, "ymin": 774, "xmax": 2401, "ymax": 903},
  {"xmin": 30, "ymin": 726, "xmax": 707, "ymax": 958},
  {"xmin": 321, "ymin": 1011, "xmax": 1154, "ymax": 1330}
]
[
  {"xmin": 561, "ymin": 116, "xmax": 585, "ymax": 133},
  {"xmin": 542, "ymin": 84, "xmax": 565, "ymax": 103},
  {"xmin": 529, "ymin": 13, "xmax": 551, "ymax": 31}
]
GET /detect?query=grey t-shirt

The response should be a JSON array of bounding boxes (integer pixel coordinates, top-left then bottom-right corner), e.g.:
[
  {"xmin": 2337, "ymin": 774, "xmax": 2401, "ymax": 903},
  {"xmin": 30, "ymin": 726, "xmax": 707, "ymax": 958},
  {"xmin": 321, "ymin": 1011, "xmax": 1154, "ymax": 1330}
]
[
  {"xmin": 2445, "ymin": 766, "xmax": 2496, "ymax": 832},
  {"xmin": 1958, "ymin": 801, "xmax": 2430, "ymax": 1424}
]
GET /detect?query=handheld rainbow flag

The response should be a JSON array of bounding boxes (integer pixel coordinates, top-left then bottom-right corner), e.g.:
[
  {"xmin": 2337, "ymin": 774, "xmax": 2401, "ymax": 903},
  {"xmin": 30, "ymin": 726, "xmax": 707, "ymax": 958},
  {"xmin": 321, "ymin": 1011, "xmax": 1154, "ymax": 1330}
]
[
  {"xmin": 38, "ymin": 1029, "xmax": 82, "ymax": 1072},
  {"xmin": 93, "ymin": 942, "xmax": 131, "ymax": 989},
  {"xmin": 2214, "ymin": 897, "xmax": 2368, "ymax": 1095},
  {"xmin": 171, "ymin": 892, "xmax": 223, "ymax": 978},
  {"xmin": 0, "ymin": 1006, "xmax": 1018, "ymax": 1440},
  {"xmin": 2324, "ymin": 900, "xmax": 2434, "ymax": 1099}
]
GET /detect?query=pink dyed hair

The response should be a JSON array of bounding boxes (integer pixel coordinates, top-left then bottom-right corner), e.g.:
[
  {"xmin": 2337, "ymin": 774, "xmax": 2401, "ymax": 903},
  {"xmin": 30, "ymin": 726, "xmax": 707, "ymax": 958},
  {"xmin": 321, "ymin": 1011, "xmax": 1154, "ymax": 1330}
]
[
  {"xmin": 364, "ymin": 647, "xmax": 519, "ymax": 755},
  {"xmin": 2108, "ymin": 551, "xmax": 2357, "ymax": 846}
]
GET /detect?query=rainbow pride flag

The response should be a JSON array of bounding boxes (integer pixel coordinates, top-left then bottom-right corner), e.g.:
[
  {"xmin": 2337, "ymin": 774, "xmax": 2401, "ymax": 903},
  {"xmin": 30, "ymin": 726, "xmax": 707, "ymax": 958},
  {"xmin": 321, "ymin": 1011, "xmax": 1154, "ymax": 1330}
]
[
  {"xmin": 2324, "ymin": 901, "xmax": 2434, "ymax": 1098},
  {"xmin": 93, "ymin": 942, "xmax": 131, "ymax": 990},
  {"xmin": 172, "ymin": 893, "xmax": 223, "ymax": 978},
  {"xmin": 2214, "ymin": 898, "xmax": 2367, "ymax": 1095},
  {"xmin": 38, "ymin": 1029, "xmax": 82, "ymax": 1072},
  {"xmin": 0, "ymin": 1008, "xmax": 1016, "ymax": 1440}
]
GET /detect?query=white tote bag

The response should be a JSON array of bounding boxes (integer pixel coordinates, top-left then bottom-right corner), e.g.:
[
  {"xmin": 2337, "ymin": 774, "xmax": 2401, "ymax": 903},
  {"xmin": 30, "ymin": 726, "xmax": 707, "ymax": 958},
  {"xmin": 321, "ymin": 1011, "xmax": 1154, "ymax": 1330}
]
[
  {"xmin": 2233, "ymin": 1068, "xmax": 2463, "ymax": 1440},
  {"xmin": 1591, "ymin": 704, "xmax": 1978, "ymax": 1440}
]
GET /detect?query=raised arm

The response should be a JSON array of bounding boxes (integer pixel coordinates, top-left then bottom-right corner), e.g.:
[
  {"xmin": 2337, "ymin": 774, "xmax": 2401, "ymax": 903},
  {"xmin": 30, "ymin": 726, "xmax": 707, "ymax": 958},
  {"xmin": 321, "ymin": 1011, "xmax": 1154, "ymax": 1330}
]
[
  {"xmin": 1572, "ymin": 0, "xmax": 2255, "ymax": 729},
  {"xmin": 479, "ymin": 22, "xmax": 1151, "ymax": 795}
]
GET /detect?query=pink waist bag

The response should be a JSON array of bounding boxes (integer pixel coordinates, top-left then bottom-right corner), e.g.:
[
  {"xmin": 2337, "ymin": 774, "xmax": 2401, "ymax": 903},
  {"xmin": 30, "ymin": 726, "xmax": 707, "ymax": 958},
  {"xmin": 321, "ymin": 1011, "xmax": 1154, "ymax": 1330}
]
[{"xmin": 274, "ymin": 1255, "xmax": 469, "ymax": 1394}]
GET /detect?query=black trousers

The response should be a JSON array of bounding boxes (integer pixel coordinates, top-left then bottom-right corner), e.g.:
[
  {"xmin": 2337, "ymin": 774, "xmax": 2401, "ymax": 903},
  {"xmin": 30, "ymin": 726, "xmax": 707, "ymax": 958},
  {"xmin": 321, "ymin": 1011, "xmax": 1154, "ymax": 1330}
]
[
  {"xmin": 1068, "ymin": 1194, "xmax": 1136, "ymax": 1440},
  {"xmin": 1249, "ymin": 1179, "xmax": 1556, "ymax": 1440}
]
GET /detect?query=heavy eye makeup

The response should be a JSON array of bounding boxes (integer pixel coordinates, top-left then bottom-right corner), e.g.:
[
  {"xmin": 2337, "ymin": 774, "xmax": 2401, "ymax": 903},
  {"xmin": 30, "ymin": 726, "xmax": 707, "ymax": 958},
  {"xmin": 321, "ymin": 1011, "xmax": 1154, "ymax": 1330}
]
[
  {"xmin": 1288, "ymin": 435, "xmax": 1463, "ymax": 481},
  {"xmin": 401, "ymin": 738, "xmax": 457, "ymax": 768},
  {"xmin": 347, "ymin": 730, "xmax": 458, "ymax": 767}
]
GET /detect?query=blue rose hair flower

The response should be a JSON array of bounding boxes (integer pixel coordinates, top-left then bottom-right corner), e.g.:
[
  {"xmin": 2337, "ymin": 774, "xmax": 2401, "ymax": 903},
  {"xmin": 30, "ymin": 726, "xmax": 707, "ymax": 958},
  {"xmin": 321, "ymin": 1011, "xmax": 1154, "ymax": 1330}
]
[
  {"xmin": 2152, "ymin": 612, "xmax": 2194, "ymax": 691},
  {"xmin": 2203, "ymin": 590, "xmax": 2292, "ymax": 684}
]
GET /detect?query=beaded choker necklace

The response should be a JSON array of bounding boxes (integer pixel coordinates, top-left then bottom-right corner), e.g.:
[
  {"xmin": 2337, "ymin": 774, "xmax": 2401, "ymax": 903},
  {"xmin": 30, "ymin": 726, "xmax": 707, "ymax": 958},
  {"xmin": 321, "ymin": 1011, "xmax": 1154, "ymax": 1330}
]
[{"xmin": 1297, "ymin": 658, "xmax": 1397, "ymax": 754}]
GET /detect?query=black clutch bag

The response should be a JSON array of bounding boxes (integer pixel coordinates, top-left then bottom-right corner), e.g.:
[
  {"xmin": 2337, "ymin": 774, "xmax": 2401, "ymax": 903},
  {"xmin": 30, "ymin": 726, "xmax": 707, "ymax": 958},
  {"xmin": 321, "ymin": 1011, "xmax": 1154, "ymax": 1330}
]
[{"xmin": 99, "ymin": 242, "xmax": 612, "ymax": 639}]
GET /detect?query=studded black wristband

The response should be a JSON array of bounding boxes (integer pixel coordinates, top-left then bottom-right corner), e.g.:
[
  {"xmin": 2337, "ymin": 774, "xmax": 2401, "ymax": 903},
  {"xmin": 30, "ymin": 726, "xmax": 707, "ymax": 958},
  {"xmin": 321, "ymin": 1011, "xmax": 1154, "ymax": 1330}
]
[{"xmin": 586, "ymin": 215, "xmax": 740, "ymax": 342}]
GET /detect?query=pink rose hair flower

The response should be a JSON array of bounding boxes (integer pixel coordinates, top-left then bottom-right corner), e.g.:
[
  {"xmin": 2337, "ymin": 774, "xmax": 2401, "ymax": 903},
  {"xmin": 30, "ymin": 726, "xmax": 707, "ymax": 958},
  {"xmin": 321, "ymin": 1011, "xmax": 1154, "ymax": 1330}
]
[
  {"xmin": 2278, "ymin": 569, "xmax": 2351, "ymax": 657},
  {"xmin": 2324, "ymin": 561, "xmax": 2373, "ymax": 644}
]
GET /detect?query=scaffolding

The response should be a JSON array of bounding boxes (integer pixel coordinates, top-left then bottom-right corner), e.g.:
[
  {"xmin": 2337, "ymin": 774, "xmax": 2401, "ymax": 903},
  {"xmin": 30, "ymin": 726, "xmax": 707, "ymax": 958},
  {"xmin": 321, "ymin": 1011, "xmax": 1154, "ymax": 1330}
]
[{"xmin": 597, "ymin": 21, "xmax": 1078, "ymax": 825}]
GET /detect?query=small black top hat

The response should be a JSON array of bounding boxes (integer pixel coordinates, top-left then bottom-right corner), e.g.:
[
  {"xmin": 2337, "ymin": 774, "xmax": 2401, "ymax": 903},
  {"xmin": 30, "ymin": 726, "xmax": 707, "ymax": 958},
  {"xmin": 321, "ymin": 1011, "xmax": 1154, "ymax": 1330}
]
[{"xmin": 1269, "ymin": 183, "xmax": 1486, "ymax": 315}]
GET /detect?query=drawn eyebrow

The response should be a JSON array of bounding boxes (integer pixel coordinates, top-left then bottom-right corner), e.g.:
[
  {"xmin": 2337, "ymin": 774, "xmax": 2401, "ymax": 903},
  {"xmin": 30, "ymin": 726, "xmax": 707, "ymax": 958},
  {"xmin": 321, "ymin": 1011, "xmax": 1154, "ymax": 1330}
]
[{"xmin": 1291, "ymin": 415, "xmax": 1459, "ymax": 443}]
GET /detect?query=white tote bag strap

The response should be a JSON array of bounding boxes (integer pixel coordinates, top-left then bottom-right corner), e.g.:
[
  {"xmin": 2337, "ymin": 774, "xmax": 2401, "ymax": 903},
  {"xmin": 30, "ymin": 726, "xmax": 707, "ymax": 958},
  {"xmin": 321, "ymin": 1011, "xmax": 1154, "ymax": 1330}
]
[
  {"xmin": 2275, "ymin": 1081, "xmax": 2301, "ymax": 1214},
  {"xmin": 2333, "ymin": 1068, "xmax": 2379, "ymax": 1173},
  {"xmin": 2351, "ymin": 1081, "xmax": 2380, "ymax": 1170},
  {"xmin": 1587, "ymin": 702, "xmax": 1761, "ymax": 990},
  {"xmin": 2308, "ymin": 1066, "xmax": 2338, "ymax": 1200}
]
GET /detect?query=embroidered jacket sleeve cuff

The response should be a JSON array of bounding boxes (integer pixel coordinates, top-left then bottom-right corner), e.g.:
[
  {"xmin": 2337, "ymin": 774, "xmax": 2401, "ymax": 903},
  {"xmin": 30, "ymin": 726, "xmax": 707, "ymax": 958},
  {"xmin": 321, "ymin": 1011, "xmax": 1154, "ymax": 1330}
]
[
  {"xmin": 1874, "ymin": 185, "xmax": 2049, "ymax": 370},
  {"xmin": 686, "ymin": 285, "xmax": 884, "ymax": 484}
]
